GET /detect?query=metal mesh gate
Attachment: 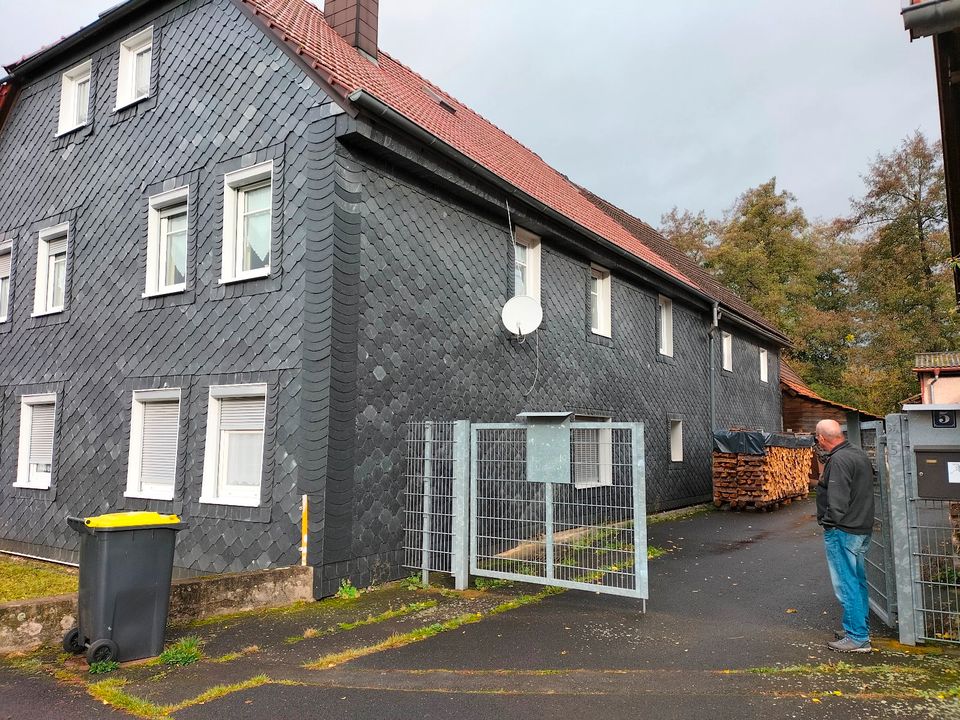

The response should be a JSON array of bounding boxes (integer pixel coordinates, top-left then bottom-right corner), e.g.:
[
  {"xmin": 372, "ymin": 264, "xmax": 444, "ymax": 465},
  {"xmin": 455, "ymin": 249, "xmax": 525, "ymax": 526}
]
[
  {"xmin": 912, "ymin": 500, "xmax": 960, "ymax": 642},
  {"xmin": 861, "ymin": 421, "xmax": 897, "ymax": 627},
  {"xmin": 403, "ymin": 419, "xmax": 647, "ymax": 602}
]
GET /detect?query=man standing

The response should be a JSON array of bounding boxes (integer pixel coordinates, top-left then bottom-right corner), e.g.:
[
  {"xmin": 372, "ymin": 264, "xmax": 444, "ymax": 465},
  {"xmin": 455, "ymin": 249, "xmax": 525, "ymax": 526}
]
[{"xmin": 815, "ymin": 419, "xmax": 875, "ymax": 652}]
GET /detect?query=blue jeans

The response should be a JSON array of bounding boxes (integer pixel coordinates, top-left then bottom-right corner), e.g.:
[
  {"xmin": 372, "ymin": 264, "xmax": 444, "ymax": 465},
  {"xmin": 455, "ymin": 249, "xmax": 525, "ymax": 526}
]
[{"xmin": 823, "ymin": 528, "xmax": 871, "ymax": 643}]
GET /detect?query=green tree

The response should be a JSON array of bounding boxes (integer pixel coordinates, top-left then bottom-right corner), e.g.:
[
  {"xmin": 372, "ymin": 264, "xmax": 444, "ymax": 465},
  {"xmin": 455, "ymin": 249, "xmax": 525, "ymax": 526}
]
[
  {"xmin": 659, "ymin": 207, "xmax": 714, "ymax": 265},
  {"xmin": 705, "ymin": 178, "xmax": 818, "ymax": 338},
  {"xmin": 843, "ymin": 132, "xmax": 960, "ymax": 413}
]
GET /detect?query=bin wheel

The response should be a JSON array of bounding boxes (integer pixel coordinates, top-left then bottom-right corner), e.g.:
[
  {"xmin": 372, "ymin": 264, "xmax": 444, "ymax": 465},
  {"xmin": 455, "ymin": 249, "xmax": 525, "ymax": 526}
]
[
  {"xmin": 62, "ymin": 627, "xmax": 84, "ymax": 654},
  {"xmin": 86, "ymin": 639, "xmax": 118, "ymax": 665}
]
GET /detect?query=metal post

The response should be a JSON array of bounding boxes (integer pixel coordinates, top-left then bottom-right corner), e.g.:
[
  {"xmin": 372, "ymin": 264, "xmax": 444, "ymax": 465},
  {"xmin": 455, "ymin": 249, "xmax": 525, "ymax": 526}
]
[
  {"xmin": 631, "ymin": 422, "xmax": 648, "ymax": 600},
  {"xmin": 545, "ymin": 480, "xmax": 554, "ymax": 582},
  {"xmin": 469, "ymin": 426, "xmax": 479, "ymax": 576},
  {"xmin": 886, "ymin": 413, "xmax": 917, "ymax": 645},
  {"xmin": 877, "ymin": 429, "xmax": 899, "ymax": 625},
  {"xmin": 451, "ymin": 420, "xmax": 471, "ymax": 590},
  {"xmin": 421, "ymin": 421, "xmax": 434, "ymax": 587}
]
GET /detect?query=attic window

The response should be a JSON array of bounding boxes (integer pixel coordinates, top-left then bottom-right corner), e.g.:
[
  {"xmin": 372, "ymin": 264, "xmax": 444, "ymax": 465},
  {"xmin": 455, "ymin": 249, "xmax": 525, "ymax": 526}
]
[{"xmin": 421, "ymin": 86, "xmax": 456, "ymax": 114}]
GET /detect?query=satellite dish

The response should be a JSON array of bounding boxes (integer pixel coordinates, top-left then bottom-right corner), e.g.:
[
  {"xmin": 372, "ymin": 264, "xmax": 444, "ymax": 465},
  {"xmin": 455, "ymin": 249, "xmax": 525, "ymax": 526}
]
[{"xmin": 501, "ymin": 295, "xmax": 543, "ymax": 336}]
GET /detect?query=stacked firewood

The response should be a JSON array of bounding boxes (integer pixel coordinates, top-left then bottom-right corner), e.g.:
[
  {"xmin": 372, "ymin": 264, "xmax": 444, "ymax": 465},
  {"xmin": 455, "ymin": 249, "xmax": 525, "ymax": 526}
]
[{"xmin": 713, "ymin": 445, "xmax": 813, "ymax": 511}]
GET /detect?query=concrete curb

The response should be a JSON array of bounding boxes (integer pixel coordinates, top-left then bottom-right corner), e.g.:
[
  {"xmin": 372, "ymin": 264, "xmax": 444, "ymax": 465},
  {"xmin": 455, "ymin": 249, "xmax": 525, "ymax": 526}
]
[{"xmin": 0, "ymin": 565, "xmax": 313, "ymax": 654}]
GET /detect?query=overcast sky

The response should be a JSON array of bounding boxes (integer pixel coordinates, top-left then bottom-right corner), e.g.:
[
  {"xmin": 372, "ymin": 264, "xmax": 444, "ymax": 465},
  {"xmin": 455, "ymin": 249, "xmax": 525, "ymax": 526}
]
[{"xmin": 0, "ymin": 0, "xmax": 941, "ymax": 225}]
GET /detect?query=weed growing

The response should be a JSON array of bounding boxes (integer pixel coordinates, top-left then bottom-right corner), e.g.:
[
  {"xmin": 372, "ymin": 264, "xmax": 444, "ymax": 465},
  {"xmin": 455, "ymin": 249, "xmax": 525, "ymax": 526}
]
[
  {"xmin": 88, "ymin": 660, "xmax": 120, "ymax": 675},
  {"xmin": 474, "ymin": 577, "xmax": 512, "ymax": 591},
  {"xmin": 399, "ymin": 574, "xmax": 426, "ymax": 590},
  {"xmin": 335, "ymin": 578, "xmax": 360, "ymax": 600},
  {"xmin": 158, "ymin": 636, "xmax": 202, "ymax": 666}
]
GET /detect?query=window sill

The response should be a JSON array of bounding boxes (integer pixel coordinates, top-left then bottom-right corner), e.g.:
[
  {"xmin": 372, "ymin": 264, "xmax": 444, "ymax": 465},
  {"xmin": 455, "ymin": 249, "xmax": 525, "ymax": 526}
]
[
  {"xmin": 590, "ymin": 329, "xmax": 612, "ymax": 339},
  {"xmin": 12, "ymin": 482, "xmax": 50, "ymax": 490},
  {"xmin": 218, "ymin": 270, "xmax": 271, "ymax": 286},
  {"xmin": 198, "ymin": 495, "xmax": 260, "ymax": 508},
  {"xmin": 142, "ymin": 286, "xmax": 186, "ymax": 299},
  {"xmin": 56, "ymin": 123, "xmax": 87, "ymax": 138},
  {"xmin": 574, "ymin": 483, "xmax": 611, "ymax": 490},
  {"xmin": 124, "ymin": 490, "xmax": 175, "ymax": 502},
  {"xmin": 114, "ymin": 94, "xmax": 150, "ymax": 113},
  {"xmin": 31, "ymin": 308, "xmax": 64, "ymax": 318}
]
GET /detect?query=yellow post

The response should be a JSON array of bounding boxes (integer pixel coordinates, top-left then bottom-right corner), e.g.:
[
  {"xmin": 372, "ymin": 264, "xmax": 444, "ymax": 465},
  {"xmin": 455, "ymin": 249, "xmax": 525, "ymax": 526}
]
[{"xmin": 300, "ymin": 494, "xmax": 309, "ymax": 566}]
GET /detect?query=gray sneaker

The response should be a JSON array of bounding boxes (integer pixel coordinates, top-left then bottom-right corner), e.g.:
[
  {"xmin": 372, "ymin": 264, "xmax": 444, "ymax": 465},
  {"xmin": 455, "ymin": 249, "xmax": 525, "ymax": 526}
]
[{"xmin": 828, "ymin": 636, "xmax": 871, "ymax": 653}]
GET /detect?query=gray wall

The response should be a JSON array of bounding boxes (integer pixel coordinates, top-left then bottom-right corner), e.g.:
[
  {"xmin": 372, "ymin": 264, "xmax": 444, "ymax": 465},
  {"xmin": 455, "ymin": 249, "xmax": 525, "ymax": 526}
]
[
  {"xmin": 0, "ymin": 0, "xmax": 327, "ymax": 573},
  {"xmin": 315, "ymin": 135, "xmax": 783, "ymax": 590}
]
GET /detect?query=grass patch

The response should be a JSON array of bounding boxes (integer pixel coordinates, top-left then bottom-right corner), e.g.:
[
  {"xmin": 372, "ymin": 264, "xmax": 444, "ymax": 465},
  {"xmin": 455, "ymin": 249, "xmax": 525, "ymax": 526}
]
[
  {"xmin": 0, "ymin": 556, "xmax": 78, "ymax": 603},
  {"xmin": 210, "ymin": 645, "xmax": 259, "ymax": 664},
  {"xmin": 647, "ymin": 504, "xmax": 714, "ymax": 526},
  {"xmin": 168, "ymin": 674, "xmax": 272, "ymax": 713},
  {"xmin": 305, "ymin": 587, "xmax": 563, "ymax": 670},
  {"xmin": 287, "ymin": 601, "xmax": 438, "ymax": 644},
  {"xmin": 399, "ymin": 574, "xmax": 426, "ymax": 591},
  {"xmin": 88, "ymin": 679, "xmax": 169, "ymax": 719},
  {"xmin": 742, "ymin": 661, "xmax": 927, "ymax": 676},
  {"xmin": 88, "ymin": 660, "xmax": 120, "ymax": 675},
  {"xmin": 158, "ymin": 636, "xmax": 202, "ymax": 666},
  {"xmin": 648, "ymin": 546, "xmax": 667, "ymax": 560},
  {"xmin": 473, "ymin": 577, "xmax": 512, "ymax": 591}
]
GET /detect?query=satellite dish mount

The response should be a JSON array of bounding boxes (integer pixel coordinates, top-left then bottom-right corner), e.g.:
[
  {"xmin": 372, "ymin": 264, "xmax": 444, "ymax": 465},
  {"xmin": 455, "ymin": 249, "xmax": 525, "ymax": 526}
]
[{"xmin": 501, "ymin": 295, "xmax": 543, "ymax": 340}]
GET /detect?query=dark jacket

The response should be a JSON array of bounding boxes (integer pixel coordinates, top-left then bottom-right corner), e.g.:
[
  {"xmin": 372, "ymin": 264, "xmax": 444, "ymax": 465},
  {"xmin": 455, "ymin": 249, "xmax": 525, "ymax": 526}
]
[{"xmin": 816, "ymin": 440, "xmax": 875, "ymax": 534}]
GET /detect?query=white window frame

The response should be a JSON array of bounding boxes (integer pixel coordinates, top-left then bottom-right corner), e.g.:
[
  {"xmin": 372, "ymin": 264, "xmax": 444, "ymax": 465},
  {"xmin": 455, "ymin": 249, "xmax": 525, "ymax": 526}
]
[
  {"xmin": 590, "ymin": 264, "xmax": 611, "ymax": 337},
  {"xmin": 220, "ymin": 161, "xmax": 273, "ymax": 284},
  {"xmin": 57, "ymin": 60, "xmax": 92, "ymax": 135},
  {"xmin": 14, "ymin": 393, "xmax": 58, "ymax": 490},
  {"xmin": 33, "ymin": 223, "xmax": 69, "ymax": 316},
  {"xmin": 721, "ymin": 331, "xmax": 733, "ymax": 372},
  {"xmin": 125, "ymin": 388, "xmax": 181, "ymax": 501},
  {"xmin": 0, "ymin": 240, "xmax": 11, "ymax": 323},
  {"xmin": 759, "ymin": 348, "xmax": 769, "ymax": 383},
  {"xmin": 145, "ymin": 186, "xmax": 189, "ymax": 297},
  {"xmin": 116, "ymin": 27, "xmax": 153, "ymax": 109},
  {"xmin": 200, "ymin": 384, "xmax": 267, "ymax": 507},
  {"xmin": 573, "ymin": 415, "xmax": 613, "ymax": 490},
  {"xmin": 658, "ymin": 295, "xmax": 673, "ymax": 357},
  {"xmin": 513, "ymin": 227, "xmax": 541, "ymax": 303},
  {"xmin": 670, "ymin": 420, "xmax": 684, "ymax": 463}
]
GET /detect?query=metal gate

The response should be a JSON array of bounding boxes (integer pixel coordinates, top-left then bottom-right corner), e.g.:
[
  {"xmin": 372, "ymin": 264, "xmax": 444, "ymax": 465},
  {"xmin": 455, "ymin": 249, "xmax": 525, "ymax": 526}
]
[
  {"xmin": 886, "ymin": 413, "xmax": 960, "ymax": 645},
  {"xmin": 403, "ymin": 419, "xmax": 648, "ymax": 603},
  {"xmin": 861, "ymin": 421, "xmax": 897, "ymax": 627}
]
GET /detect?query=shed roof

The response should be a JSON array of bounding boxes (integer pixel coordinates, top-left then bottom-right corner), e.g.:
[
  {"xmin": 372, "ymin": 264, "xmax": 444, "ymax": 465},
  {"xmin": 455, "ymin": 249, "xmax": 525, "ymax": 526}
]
[
  {"xmin": 780, "ymin": 362, "xmax": 880, "ymax": 418},
  {"xmin": 913, "ymin": 351, "xmax": 960, "ymax": 370}
]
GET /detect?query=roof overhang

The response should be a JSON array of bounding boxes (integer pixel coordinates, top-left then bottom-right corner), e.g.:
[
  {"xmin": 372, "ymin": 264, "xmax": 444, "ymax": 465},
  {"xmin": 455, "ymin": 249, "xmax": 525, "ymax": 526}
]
[
  {"xmin": 903, "ymin": 0, "xmax": 960, "ymax": 39},
  {"xmin": 3, "ymin": 0, "xmax": 149, "ymax": 77}
]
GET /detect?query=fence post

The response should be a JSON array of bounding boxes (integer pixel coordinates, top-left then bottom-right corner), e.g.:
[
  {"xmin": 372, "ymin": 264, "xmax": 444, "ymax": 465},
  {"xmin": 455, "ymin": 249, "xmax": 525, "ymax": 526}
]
[
  {"xmin": 451, "ymin": 420, "xmax": 471, "ymax": 591},
  {"xmin": 886, "ymin": 413, "xmax": 918, "ymax": 645},
  {"xmin": 420, "ymin": 421, "xmax": 434, "ymax": 587},
  {"xmin": 631, "ymin": 422, "xmax": 648, "ymax": 603},
  {"xmin": 544, "ymin": 480, "xmax": 554, "ymax": 582},
  {"xmin": 877, "ymin": 428, "xmax": 899, "ymax": 626}
]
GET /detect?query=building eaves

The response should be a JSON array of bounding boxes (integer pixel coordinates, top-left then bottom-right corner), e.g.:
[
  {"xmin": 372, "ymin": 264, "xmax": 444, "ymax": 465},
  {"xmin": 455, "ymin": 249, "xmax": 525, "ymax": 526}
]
[
  {"xmin": 239, "ymin": 0, "xmax": 709, "ymax": 300},
  {"xmin": 913, "ymin": 350, "xmax": 960, "ymax": 370}
]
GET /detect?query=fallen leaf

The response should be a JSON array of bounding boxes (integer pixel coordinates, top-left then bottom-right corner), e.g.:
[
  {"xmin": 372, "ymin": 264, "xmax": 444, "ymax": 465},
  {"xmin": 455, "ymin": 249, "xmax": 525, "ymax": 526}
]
[{"xmin": 786, "ymin": 608, "xmax": 798, "ymax": 614}]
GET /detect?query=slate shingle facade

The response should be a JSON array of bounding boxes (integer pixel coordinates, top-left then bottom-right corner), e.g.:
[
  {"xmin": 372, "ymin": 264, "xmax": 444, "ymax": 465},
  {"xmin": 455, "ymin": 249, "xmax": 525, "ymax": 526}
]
[{"xmin": 0, "ymin": 0, "xmax": 783, "ymax": 594}]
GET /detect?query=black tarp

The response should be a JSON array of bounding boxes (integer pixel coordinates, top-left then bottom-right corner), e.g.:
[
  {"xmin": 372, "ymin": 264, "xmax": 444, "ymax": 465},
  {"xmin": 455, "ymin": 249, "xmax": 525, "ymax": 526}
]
[{"xmin": 713, "ymin": 430, "xmax": 815, "ymax": 456}]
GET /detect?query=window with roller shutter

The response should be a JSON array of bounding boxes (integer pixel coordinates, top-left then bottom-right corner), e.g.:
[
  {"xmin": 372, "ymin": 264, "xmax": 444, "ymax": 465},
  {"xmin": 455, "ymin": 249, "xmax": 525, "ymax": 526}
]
[
  {"xmin": 125, "ymin": 389, "xmax": 180, "ymax": 500},
  {"xmin": 572, "ymin": 415, "xmax": 613, "ymax": 489},
  {"xmin": 15, "ymin": 394, "xmax": 57, "ymax": 489},
  {"xmin": 0, "ymin": 243, "xmax": 10, "ymax": 322},
  {"xmin": 200, "ymin": 385, "xmax": 267, "ymax": 507}
]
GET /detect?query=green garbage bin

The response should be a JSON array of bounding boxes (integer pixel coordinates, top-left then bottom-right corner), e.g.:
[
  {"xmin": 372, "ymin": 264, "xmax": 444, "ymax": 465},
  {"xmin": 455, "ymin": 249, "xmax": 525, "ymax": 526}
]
[{"xmin": 62, "ymin": 511, "xmax": 185, "ymax": 664}]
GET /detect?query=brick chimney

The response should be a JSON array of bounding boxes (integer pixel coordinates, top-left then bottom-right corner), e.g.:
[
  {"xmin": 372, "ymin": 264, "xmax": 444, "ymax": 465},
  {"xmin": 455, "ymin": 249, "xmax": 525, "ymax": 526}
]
[{"xmin": 325, "ymin": 0, "xmax": 379, "ymax": 60}]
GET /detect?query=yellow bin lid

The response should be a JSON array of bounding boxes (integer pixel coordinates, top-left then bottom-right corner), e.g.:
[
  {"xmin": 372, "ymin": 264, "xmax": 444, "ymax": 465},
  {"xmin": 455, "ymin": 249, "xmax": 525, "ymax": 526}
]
[{"xmin": 84, "ymin": 511, "xmax": 182, "ymax": 529}]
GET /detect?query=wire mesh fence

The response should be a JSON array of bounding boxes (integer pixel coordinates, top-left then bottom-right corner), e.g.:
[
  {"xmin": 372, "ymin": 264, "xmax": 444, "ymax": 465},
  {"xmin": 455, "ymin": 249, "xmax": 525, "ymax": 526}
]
[
  {"xmin": 402, "ymin": 420, "xmax": 457, "ymax": 574},
  {"xmin": 913, "ymin": 499, "xmax": 960, "ymax": 643}
]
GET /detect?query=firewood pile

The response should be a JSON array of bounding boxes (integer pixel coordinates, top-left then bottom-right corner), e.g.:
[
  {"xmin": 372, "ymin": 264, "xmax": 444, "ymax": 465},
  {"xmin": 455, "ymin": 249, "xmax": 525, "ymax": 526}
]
[{"xmin": 713, "ymin": 434, "xmax": 813, "ymax": 511}]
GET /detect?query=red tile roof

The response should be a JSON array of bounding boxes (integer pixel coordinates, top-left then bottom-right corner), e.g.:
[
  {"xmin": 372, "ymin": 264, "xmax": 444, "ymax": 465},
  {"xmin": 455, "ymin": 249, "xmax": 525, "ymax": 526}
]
[
  {"xmin": 242, "ymin": 0, "xmax": 704, "ymax": 294},
  {"xmin": 580, "ymin": 188, "xmax": 785, "ymax": 338},
  {"xmin": 780, "ymin": 362, "xmax": 879, "ymax": 418}
]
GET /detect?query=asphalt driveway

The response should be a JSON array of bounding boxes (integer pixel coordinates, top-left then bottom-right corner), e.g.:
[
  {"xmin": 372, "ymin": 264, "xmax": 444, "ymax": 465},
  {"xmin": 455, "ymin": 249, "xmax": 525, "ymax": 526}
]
[{"xmin": 4, "ymin": 498, "xmax": 959, "ymax": 719}]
